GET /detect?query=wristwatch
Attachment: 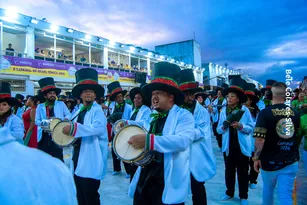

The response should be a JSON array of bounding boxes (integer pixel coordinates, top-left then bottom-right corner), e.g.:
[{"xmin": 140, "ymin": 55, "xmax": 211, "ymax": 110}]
[{"xmin": 252, "ymin": 156, "xmax": 260, "ymax": 161}]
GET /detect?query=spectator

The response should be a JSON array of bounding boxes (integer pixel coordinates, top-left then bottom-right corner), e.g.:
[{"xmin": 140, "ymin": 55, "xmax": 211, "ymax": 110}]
[
  {"xmin": 40, "ymin": 49, "xmax": 45, "ymax": 56},
  {"xmin": 80, "ymin": 55, "xmax": 87, "ymax": 63},
  {"xmin": 92, "ymin": 60, "xmax": 96, "ymax": 64},
  {"xmin": 35, "ymin": 48, "xmax": 40, "ymax": 54},
  {"xmin": 5, "ymin": 43, "xmax": 15, "ymax": 56},
  {"xmin": 48, "ymin": 51, "xmax": 54, "ymax": 58}
]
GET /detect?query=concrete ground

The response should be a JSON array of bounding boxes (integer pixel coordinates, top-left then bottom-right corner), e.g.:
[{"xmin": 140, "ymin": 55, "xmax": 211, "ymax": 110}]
[{"xmin": 99, "ymin": 138, "xmax": 307, "ymax": 205}]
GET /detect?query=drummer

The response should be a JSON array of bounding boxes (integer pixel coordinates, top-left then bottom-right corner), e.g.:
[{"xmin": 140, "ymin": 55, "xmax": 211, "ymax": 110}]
[
  {"xmin": 123, "ymin": 83, "xmax": 152, "ymax": 181},
  {"xmin": 35, "ymin": 77, "xmax": 70, "ymax": 161},
  {"xmin": 128, "ymin": 62, "xmax": 195, "ymax": 205},
  {"xmin": 0, "ymin": 82, "xmax": 24, "ymax": 143},
  {"xmin": 179, "ymin": 69, "xmax": 216, "ymax": 205},
  {"xmin": 107, "ymin": 81, "xmax": 132, "ymax": 177},
  {"xmin": 62, "ymin": 68, "xmax": 108, "ymax": 205}
]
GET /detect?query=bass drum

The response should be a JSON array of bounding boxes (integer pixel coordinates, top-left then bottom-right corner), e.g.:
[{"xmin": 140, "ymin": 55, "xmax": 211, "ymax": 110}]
[
  {"xmin": 52, "ymin": 121, "xmax": 76, "ymax": 147},
  {"xmin": 113, "ymin": 125, "xmax": 154, "ymax": 166}
]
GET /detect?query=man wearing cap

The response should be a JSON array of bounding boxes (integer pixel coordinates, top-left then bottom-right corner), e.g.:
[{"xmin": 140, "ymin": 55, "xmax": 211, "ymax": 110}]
[
  {"xmin": 253, "ymin": 82, "xmax": 300, "ymax": 205},
  {"xmin": 62, "ymin": 68, "xmax": 108, "ymax": 205},
  {"xmin": 217, "ymin": 77, "xmax": 254, "ymax": 205},
  {"xmin": 128, "ymin": 62, "xmax": 195, "ymax": 205},
  {"xmin": 107, "ymin": 81, "xmax": 132, "ymax": 177},
  {"xmin": 179, "ymin": 69, "xmax": 216, "ymax": 205},
  {"xmin": 212, "ymin": 86, "xmax": 227, "ymax": 150},
  {"xmin": 35, "ymin": 77, "xmax": 70, "ymax": 161},
  {"xmin": 12, "ymin": 94, "xmax": 25, "ymax": 119},
  {"xmin": 0, "ymin": 82, "xmax": 24, "ymax": 143}
]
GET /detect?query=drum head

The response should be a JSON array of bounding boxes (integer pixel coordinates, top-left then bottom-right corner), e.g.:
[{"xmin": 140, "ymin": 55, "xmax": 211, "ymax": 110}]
[
  {"xmin": 114, "ymin": 125, "xmax": 145, "ymax": 161},
  {"xmin": 50, "ymin": 118, "xmax": 61, "ymax": 131},
  {"xmin": 113, "ymin": 119, "xmax": 125, "ymax": 134},
  {"xmin": 52, "ymin": 121, "xmax": 75, "ymax": 147}
]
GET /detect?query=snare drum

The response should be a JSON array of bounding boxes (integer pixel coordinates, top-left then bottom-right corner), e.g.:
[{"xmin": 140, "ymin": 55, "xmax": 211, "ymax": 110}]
[
  {"xmin": 113, "ymin": 119, "xmax": 125, "ymax": 134},
  {"xmin": 41, "ymin": 118, "xmax": 62, "ymax": 132},
  {"xmin": 113, "ymin": 125, "xmax": 154, "ymax": 166},
  {"xmin": 52, "ymin": 121, "xmax": 76, "ymax": 147}
]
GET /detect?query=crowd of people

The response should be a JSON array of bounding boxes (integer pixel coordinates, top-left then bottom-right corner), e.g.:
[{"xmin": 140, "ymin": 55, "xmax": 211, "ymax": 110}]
[{"xmin": 0, "ymin": 61, "xmax": 306, "ymax": 205}]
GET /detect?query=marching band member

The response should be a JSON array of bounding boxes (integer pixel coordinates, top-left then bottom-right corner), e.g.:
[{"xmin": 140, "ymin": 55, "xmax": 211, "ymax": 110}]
[
  {"xmin": 65, "ymin": 93, "xmax": 76, "ymax": 114},
  {"xmin": 107, "ymin": 81, "xmax": 132, "ymax": 177},
  {"xmin": 195, "ymin": 91, "xmax": 207, "ymax": 106},
  {"xmin": 22, "ymin": 96, "xmax": 38, "ymax": 148},
  {"xmin": 124, "ymin": 83, "xmax": 151, "ymax": 181},
  {"xmin": 12, "ymin": 94, "xmax": 25, "ymax": 119},
  {"xmin": 0, "ymin": 127, "xmax": 77, "ymax": 205},
  {"xmin": 179, "ymin": 69, "xmax": 216, "ymax": 205},
  {"xmin": 212, "ymin": 87, "xmax": 227, "ymax": 149},
  {"xmin": 62, "ymin": 68, "xmax": 108, "ymax": 205},
  {"xmin": 244, "ymin": 83, "xmax": 260, "ymax": 189},
  {"xmin": 128, "ymin": 62, "xmax": 195, "ymax": 205},
  {"xmin": 0, "ymin": 82, "xmax": 24, "ymax": 143},
  {"xmin": 260, "ymin": 79, "xmax": 276, "ymax": 108},
  {"xmin": 217, "ymin": 77, "xmax": 253, "ymax": 205},
  {"xmin": 35, "ymin": 77, "xmax": 70, "ymax": 161}
]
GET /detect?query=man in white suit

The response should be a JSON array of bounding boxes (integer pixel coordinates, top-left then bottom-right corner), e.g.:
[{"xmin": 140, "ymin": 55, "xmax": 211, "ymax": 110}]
[
  {"xmin": 62, "ymin": 68, "xmax": 108, "ymax": 205},
  {"xmin": 128, "ymin": 62, "xmax": 195, "ymax": 205},
  {"xmin": 179, "ymin": 69, "xmax": 216, "ymax": 205},
  {"xmin": 35, "ymin": 77, "xmax": 70, "ymax": 161}
]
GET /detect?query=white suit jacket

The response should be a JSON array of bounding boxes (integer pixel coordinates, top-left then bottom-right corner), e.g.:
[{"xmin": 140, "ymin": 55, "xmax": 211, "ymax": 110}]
[
  {"xmin": 217, "ymin": 105, "xmax": 254, "ymax": 157},
  {"xmin": 110, "ymin": 102, "xmax": 132, "ymax": 120},
  {"xmin": 129, "ymin": 105, "xmax": 194, "ymax": 204},
  {"xmin": 35, "ymin": 100, "xmax": 70, "ymax": 142},
  {"xmin": 71, "ymin": 102, "xmax": 108, "ymax": 180},
  {"xmin": 0, "ymin": 127, "xmax": 77, "ymax": 205},
  {"xmin": 190, "ymin": 102, "xmax": 216, "ymax": 182},
  {"xmin": 15, "ymin": 107, "xmax": 24, "ymax": 119},
  {"xmin": 4, "ymin": 114, "xmax": 24, "ymax": 143},
  {"xmin": 212, "ymin": 98, "xmax": 227, "ymax": 123},
  {"xmin": 126, "ymin": 105, "xmax": 151, "ymax": 130}
]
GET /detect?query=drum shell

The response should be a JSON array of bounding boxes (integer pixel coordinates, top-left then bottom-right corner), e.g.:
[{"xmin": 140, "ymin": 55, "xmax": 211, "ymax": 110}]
[
  {"xmin": 113, "ymin": 125, "xmax": 153, "ymax": 166},
  {"xmin": 52, "ymin": 121, "xmax": 76, "ymax": 147}
]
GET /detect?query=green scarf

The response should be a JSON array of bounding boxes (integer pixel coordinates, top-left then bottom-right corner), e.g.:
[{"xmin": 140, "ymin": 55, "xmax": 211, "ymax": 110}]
[
  {"xmin": 227, "ymin": 105, "xmax": 241, "ymax": 115},
  {"xmin": 150, "ymin": 111, "xmax": 169, "ymax": 134},
  {"xmin": 133, "ymin": 107, "xmax": 141, "ymax": 115},
  {"xmin": 181, "ymin": 102, "xmax": 195, "ymax": 113},
  {"xmin": 218, "ymin": 97, "xmax": 224, "ymax": 103},
  {"xmin": 80, "ymin": 103, "xmax": 93, "ymax": 112},
  {"xmin": 45, "ymin": 101, "xmax": 55, "ymax": 108},
  {"xmin": 263, "ymin": 99, "xmax": 272, "ymax": 106},
  {"xmin": 116, "ymin": 103, "xmax": 125, "ymax": 109}
]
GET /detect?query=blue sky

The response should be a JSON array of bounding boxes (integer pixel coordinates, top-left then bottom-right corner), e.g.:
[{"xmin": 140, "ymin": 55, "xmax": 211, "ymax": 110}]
[{"xmin": 1, "ymin": 0, "xmax": 307, "ymax": 87}]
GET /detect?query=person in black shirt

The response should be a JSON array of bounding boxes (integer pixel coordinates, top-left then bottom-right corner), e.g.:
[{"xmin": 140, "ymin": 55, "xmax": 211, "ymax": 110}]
[
  {"xmin": 253, "ymin": 82, "xmax": 300, "ymax": 205},
  {"xmin": 217, "ymin": 77, "xmax": 254, "ymax": 205},
  {"xmin": 5, "ymin": 43, "xmax": 15, "ymax": 56},
  {"xmin": 128, "ymin": 62, "xmax": 195, "ymax": 205}
]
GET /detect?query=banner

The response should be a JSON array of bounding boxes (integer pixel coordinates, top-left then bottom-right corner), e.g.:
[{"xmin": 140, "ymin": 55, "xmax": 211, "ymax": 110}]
[{"xmin": 0, "ymin": 56, "xmax": 141, "ymax": 84}]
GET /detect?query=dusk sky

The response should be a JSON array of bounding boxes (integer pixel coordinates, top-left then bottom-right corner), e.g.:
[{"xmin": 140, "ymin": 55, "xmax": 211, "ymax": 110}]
[{"xmin": 1, "ymin": 0, "xmax": 307, "ymax": 87}]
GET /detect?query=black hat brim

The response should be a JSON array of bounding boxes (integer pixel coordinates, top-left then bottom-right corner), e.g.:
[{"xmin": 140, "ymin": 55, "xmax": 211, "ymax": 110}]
[
  {"xmin": 129, "ymin": 87, "xmax": 151, "ymax": 107},
  {"xmin": 72, "ymin": 84, "xmax": 105, "ymax": 98},
  {"xmin": 245, "ymin": 94, "xmax": 260, "ymax": 103},
  {"xmin": 182, "ymin": 87, "xmax": 203, "ymax": 94},
  {"xmin": 42, "ymin": 88, "xmax": 61, "ymax": 96},
  {"xmin": 0, "ymin": 97, "xmax": 19, "ymax": 106},
  {"xmin": 110, "ymin": 90, "xmax": 128, "ymax": 101},
  {"xmin": 142, "ymin": 83, "xmax": 185, "ymax": 106},
  {"xmin": 195, "ymin": 92, "xmax": 208, "ymax": 100},
  {"xmin": 224, "ymin": 87, "xmax": 247, "ymax": 103}
]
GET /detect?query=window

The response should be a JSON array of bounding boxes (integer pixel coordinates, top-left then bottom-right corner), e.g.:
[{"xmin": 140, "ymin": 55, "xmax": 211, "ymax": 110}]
[
  {"xmin": 34, "ymin": 32, "xmax": 55, "ymax": 61},
  {"xmin": 2, "ymin": 26, "xmax": 27, "ymax": 57},
  {"xmin": 0, "ymin": 79, "xmax": 26, "ymax": 92}
]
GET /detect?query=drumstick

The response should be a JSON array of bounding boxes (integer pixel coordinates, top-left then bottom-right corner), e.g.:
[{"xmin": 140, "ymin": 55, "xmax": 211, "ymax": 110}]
[{"xmin": 123, "ymin": 144, "xmax": 131, "ymax": 159}]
